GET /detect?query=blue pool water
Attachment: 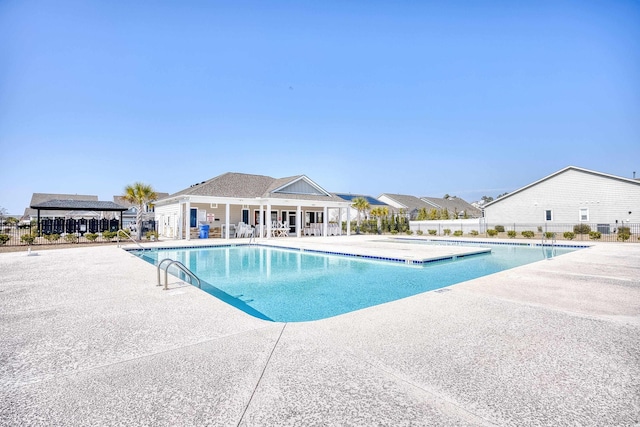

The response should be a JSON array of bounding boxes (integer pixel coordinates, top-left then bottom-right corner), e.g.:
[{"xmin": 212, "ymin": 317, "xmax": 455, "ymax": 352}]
[{"xmin": 131, "ymin": 242, "xmax": 581, "ymax": 322}]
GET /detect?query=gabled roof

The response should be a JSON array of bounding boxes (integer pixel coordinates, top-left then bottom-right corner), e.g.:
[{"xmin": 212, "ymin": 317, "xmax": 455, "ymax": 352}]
[
  {"xmin": 421, "ymin": 196, "xmax": 481, "ymax": 217},
  {"xmin": 484, "ymin": 165, "xmax": 640, "ymax": 208},
  {"xmin": 378, "ymin": 193, "xmax": 431, "ymax": 210},
  {"xmin": 25, "ymin": 193, "xmax": 106, "ymax": 218},
  {"xmin": 334, "ymin": 194, "xmax": 388, "ymax": 206},
  {"xmin": 164, "ymin": 172, "xmax": 346, "ymax": 203},
  {"xmin": 30, "ymin": 199, "xmax": 127, "ymax": 211},
  {"xmin": 30, "ymin": 193, "xmax": 98, "ymax": 206}
]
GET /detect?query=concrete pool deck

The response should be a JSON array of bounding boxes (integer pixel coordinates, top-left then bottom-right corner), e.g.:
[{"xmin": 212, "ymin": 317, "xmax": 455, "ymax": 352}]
[{"xmin": 1, "ymin": 235, "xmax": 639, "ymax": 426}]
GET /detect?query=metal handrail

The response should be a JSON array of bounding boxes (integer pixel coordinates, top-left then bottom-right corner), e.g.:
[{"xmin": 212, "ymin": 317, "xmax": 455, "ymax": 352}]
[
  {"xmin": 157, "ymin": 258, "xmax": 201, "ymax": 290},
  {"xmin": 541, "ymin": 233, "xmax": 557, "ymax": 259},
  {"xmin": 117, "ymin": 229, "xmax": 144, "ymax": 249}
]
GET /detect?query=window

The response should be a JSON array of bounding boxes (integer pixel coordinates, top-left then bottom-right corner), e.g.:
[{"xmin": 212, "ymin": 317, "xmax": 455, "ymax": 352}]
[
  {"xmin": 579, "ymin": 208, "xmax": 589, "ymax": 222},
  {"xmin": 190, "ymin": 208, "xmax": 198, "ymax": 228},
  {"xmin": 305, "ymin": 211, "xmax": 323, "ymax": 225},
  {"xmin": 545, "ymin": 210, "xmax": 552, "ymax": 221}
]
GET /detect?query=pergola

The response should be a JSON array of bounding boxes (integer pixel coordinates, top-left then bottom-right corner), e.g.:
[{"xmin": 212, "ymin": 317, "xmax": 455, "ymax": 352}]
[{"xmin": 30, "ymin": 199, "xmax": 128, "ymax": 234}]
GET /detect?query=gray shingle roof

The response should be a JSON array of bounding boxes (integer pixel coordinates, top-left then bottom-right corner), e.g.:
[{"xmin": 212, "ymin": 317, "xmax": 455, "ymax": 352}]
[
  {"xmin": 166, "ymin": 172, "xmax": 345, "ymax": 202},
  {"xmin": 30, "ymin": 199, "xmax": 128, "ymax": 211},
  {"xmin": 29, "ymin": 193, "xmax": 98, "ymax": 206},
  {"xmin": 380, "ymin": 194, "xmax": 432, "ymax": 210},
  {"xmin": 421, "ymin": 196, "xmax": 481, "ymax": 217}
]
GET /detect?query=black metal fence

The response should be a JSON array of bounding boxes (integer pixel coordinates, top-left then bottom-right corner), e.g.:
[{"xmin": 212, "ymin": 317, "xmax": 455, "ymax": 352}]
[{"xmin": 0, "ymin": 219, "xmax": 157, "ymax": 247}]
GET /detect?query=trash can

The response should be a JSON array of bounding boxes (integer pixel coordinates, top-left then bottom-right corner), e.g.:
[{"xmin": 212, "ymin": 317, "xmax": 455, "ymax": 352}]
[{"xmin": 199, "ymin": 224, "xmax": 210, "ymax": 239}]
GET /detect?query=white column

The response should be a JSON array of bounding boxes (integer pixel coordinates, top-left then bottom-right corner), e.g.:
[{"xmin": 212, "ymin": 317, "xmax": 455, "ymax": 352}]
[
  {"xmin": 177, "ymin": 203, "xmax": 183, "ymax": 240},
  {"xmin": 346, "ymin": 206, "xmax": 351, "ymax": 236},
  {"xmin": 225, "ymin": 203, "xmax": 230, "ymax": 240},
  {"xmin": 296, "ymin": 205, "xmax": 302, "ymax": 238},
  {"xmin": 259, "ymin": 204, "xmax": 264, "ymax": 239},
  {"xmin": 266, "ymin": 203, "xmax": 272, "ymax": 239},
  {"xmin": 185, "ymin": 200, "xmax": 191, "ymax": 241},
  {"xmin": 323, "ymin": 206, "xmax": 328, "ymax": 237}
]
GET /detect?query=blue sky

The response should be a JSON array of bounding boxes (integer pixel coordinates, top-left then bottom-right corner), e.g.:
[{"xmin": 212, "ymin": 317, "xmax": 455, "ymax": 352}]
[{"xmin": 1, "ymin": 0, "xmax": 639, "ymax": 214}]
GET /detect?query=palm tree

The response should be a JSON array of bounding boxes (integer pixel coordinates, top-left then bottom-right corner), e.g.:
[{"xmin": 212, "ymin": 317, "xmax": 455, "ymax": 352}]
[
  {"xmin": 351, "ymin": 197, "xmax": 370, "ymax": 233},
  {"xmin": 122, "ymin": 182, "xmax": 158, "ymax": 240},
  {"xmin": 370, "ymin": 206, "xmax": 389, "ymax": 234}
]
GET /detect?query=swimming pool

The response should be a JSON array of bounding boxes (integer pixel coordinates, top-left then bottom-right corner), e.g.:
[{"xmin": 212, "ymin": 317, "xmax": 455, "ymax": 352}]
[{"xmin": 130, "ymin": 241, "xmax": 582, "ymax": 322}]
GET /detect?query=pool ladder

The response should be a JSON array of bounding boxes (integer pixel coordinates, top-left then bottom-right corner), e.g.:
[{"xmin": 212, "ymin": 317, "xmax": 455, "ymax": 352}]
[
  {"xmin": 541, "ymin": 233, "xmax": 557, "ymax": 260},
  {"xmin": 157, "ymin": 258, "xmax": 201, "ymax": 290}
]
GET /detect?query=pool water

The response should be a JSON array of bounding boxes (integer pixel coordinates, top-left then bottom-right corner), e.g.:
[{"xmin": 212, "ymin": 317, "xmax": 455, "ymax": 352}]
[{"xmin": 132, "ymin": 243, "xmax": 579, "ymax": 322}]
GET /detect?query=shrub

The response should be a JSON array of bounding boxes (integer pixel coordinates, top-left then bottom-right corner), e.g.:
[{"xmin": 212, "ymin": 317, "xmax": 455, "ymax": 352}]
[
  {"xmin": 20, "ymin": 234, "xmax": 36, "ymax": 245},
  {"xmin": 574, "ymin": 224, "xmax": 591, "ymax": 234},
  {"xmin": 102, "ymin": 231, "xmax": 117, "ymax": 241},
  {"xmin": 44, "ymin": 233, "xmax": 61, "ymax": 242},
  {"xmin": 390, "ymin": 229, "xmax": 398, "ymax": 235},
  {"xmin": 117, "ymin": 230, "xmax": 131, "ymax": 239},
  {"xmin": 405, "ymin": 230, "xmax": 413, "ymax": 235},
  {"xmin": 428, "ymin": 229, "xmax": 437, "ymax": 235},
  {"xmin": 453, "ymin": 230, "xmax": 463, "ymax": 237},
  {"xmin": 145, "ymin": 231, "xmax": 159, "ymax": 240},
  {"xmin": 0, "ymin": 234, "xmax": 9, "ymax": 245},
  {"xmin": 521, "ymin": 230, "xmax": 535, "ymax": 239},
  {"xmin": 416, "ymin": 230, "xmax": 423, "ymax": 236},
  {"xmin": 65, "ymin": 234, "xmax": 78, "ymax": 243},
  {"xmin": 563, "ymin": 231, "xmax": 575, "ymax": 240},
  {"xmin": 543, "ymin": 232, "xmax": 555, "ymax": 239},
  {"xmin": 507, "ymin": 230, "xmax": 516, "ymax": 238},
  {"xmin": 470, "ymin": 230, "xmax": 479, "ymax": 236},
  {"xmin": 443, "ymin": 229, "xmax": 451, "ymax": 236},
  {"xmin": 85, "ymin": 233, "xmax": 99, "ymax": 242},
  {"xmin": 618, "ymin": 232, "xmax": 630, "ymax": 242},
  {"xmin": 494, "ymin": 225, "xmax": 505, "ymax": 232},
  {"xmin": 618, "ymin": 233, "xmax": 630, "ymax": 242},
  {"xmin": 537, "ymin": 226, "xmax": 543, "ymax": 232},
  {"xmin": 618, "ymin": 226, "xmax": 630, "ymax": 234},
  {"xmin": 589, "ymin": 231, "xmax": 602, "ymax": 240},
  {"xmin": 487, "ymin": 229, "xmax": 498, "ymax": 237}
]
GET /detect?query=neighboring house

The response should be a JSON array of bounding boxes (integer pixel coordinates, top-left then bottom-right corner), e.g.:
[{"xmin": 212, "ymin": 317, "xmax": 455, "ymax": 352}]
[
  {"xmin": 377, "ymin": 194, "xmax": 434, "ymax": 219},
  {"xmin": 113, "ymin": 192, "xmax": 169, "ymax": 231},
  {"xmin": 421, "ymin": 196, "xmax": 481, "ymax": 219},
  {"xmin": 154, "ymin": 172, "xmax": 353, "ymax": 240},
  {"xmin": 334, "ymin": 194, "xmax": 392, "ymax": 222},
  {"xmin": 482, "ymin": 166, "xmax": 640, "ymax": 232}
]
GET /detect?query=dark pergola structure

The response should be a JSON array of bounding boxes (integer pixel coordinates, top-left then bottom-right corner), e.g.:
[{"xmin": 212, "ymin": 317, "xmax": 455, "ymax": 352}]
[{"xmin": 30, "ymin": 199, "xmax": 128, "ymax": 235}]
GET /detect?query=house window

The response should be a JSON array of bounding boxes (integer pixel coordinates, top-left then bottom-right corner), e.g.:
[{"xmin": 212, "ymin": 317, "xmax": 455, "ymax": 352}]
[
  {"xmin": 242, "ymin": 209, "xmax": 249, "ymax": 224},
  {"xmin": 579, "ymin": 208, "xmax": 589, "ymax": 222},
  {"xmin": 190, "ymin": 208, "xmax": 198, "ymax": 228},
  {"xmin": 545, "ymin": 210, "xmax": 553, "ymax": 221}
]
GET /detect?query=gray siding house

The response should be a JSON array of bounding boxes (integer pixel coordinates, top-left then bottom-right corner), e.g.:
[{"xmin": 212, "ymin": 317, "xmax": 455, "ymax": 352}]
[{"xmin": 483, "ymin": 166, "xmax": 640, "ymax": 232}]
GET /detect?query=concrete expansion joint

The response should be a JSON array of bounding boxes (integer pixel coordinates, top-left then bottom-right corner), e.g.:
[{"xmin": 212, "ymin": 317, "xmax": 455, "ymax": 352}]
[
  {"xmin": 236, "ymin": 322, "xmax": 288, "ymax": 426},
  {"xmin": 358, "ymin": 356, "xmax": 500, "ymax": 427}
]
